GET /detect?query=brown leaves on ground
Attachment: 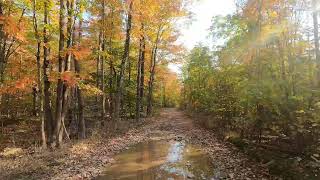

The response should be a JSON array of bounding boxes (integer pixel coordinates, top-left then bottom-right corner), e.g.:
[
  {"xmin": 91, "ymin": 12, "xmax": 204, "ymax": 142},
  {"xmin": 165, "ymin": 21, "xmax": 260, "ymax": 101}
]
[{"xmin": 0, "ymin": 109, "xmax": 272, "ymax": 180}]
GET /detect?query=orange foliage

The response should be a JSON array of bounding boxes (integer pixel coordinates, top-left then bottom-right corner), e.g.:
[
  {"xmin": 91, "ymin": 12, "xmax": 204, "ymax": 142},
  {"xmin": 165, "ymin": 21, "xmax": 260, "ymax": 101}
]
[
  {"xmin": 69, "ymin": 46, "xmax": 91, "ymax": 61},
  {"xmin": 3, "ymin": 16, "xmax": 26, "ymax": 42},
  {"xmin": 0, "ymin": 77, "xmax": 34, "ymax": 95},
  {"xmin": 61, "ymin": 71, "xmax": 77, "ymax": 87}
]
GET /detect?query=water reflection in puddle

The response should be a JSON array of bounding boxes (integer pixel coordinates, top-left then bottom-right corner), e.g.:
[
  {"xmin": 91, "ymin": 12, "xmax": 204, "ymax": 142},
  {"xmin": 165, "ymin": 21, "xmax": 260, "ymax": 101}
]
[{"xmin": 96, "ymin": 140, "xmax": 215, "ymax": 180}]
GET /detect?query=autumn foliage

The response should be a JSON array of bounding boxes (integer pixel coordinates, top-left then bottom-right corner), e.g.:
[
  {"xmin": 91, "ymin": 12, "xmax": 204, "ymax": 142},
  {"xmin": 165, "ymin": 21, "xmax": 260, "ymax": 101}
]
[{"xmin": 0, "ymin": 0, "xmax": 186, "ymax": 148}]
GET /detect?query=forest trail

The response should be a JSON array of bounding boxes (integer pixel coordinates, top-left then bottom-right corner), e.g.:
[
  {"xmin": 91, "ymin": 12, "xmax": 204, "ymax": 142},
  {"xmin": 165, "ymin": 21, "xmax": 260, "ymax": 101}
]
[
  {"xmin": 1, "ymin": 109, "xmax": 270, "ymax": 180},
  {"xmin": 142, "ymin": 108, "xmax": 271, "ymax": 179},
  {"xmin": 157, "ymin": 108, "xmax": 194, "ymax": 131},
  {"xmin": 96, "ymin": 108, "xmax": 271, "ymax": 179}
]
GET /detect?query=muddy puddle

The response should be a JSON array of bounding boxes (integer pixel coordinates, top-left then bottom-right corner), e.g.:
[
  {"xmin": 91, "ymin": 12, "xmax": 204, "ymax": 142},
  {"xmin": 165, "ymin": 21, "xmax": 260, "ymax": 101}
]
[{"xmin": 96, "ymin": 140, "xmax": 216, "ymax": 179}]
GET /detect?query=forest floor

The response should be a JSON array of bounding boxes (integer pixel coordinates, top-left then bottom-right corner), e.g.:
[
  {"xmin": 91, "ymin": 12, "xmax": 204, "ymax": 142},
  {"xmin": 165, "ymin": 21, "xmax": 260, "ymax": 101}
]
[{"xmin": 0, "ymin": 108, "xmax": 271, "ymax": 180}]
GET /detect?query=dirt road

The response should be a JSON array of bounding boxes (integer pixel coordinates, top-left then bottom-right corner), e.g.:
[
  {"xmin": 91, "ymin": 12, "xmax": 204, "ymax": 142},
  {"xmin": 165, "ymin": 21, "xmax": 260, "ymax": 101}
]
[
  {"xmin": 0, "ymin": 108, "xmax": 270, "ymax": 179},
  {"xmin": 148, "ymin": 108, "xmax": 271, "ymax": 179}
]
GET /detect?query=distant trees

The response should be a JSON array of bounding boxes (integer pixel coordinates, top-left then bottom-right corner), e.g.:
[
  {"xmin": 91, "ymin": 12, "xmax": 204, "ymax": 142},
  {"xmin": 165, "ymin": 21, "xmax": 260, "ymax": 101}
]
[
  {"xmin": 182, "ymin": 0, "xmax": 320, "ymax": 154},
  {"xmin": 312, "ymin": 0, "xmax": 320, "ymax": 86}
]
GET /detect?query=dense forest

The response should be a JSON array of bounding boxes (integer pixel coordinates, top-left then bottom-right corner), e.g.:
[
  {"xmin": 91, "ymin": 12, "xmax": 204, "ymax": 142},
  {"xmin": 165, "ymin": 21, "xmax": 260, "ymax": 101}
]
[
  {"xmin": 182, "ymin": 0, "xmax": 320, "ymax": 178},
  {"xmin": 0, "ymin": 0, "xmax": 184, "ymax": 148},
  {"xmin": 1, "ymin": 0, "xmax": 320, "ymax": 179}
]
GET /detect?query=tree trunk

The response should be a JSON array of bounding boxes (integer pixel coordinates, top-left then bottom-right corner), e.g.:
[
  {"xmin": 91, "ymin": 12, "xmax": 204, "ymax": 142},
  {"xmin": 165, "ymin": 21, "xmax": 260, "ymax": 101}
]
[
  {"xmin": 35, "ymin": 37, "xmax": 45, "ymax": 147},
  {"xmin": 55, "ymin": 0, "xmax": 75, "ymax": 147},
  {"xmin": 55, "ymin": 0, "xmax": 67, "ymax": 147},
  {"xmin": 96, "ymin": 32, "xmax": 101, "ymax": 103},
  {"xmin": 108, "ymin": 9, "xmax": 115, "ymax": 119},
  {"xmin": 32, "ymin": 86, "xmax": 38, "ymax": 116},
  {"xmin": 115, "ymin": 1, "xmax": 133, "ymax": 120},
  {"xmin": 140, "ymin": 31, "xmax": 145, "ymax": 115},
  {"xmin": 0, "ymin": 2, "xmax": 3, "ymax": 114},
  {"xmin": 0, "ymin": 2, "xmax": 3, "ymax": 43},
  {"xmin": 136, "ymin": 24, "xmax": 145, "ymax": 119},
  {"xmin": 32, "ymin": 0, "xmax": 46, "ymax": 148},
  {"xmin": 75, "ymin": 16, "xmax": 85, "ymax": 139},
  {"xmin": 146, "ymin": 46, "xmax": 157, "ymax": 116},
  {"xmin": 136, "ymin": 45, "xmax": 142, "ymax": 119},
  {"xmin": 101, "ymin": 0, "xmax": 106, "ymax": 125},
  {"xmin": 0, "ymin": 1, "xmax": 5, "ymax": 84},
  {"xmin": 147, "ymin": 28, "xmax": 161, "ymax": 116},
  {"xmin": 43, "ymin": 0, "xmax": 54, "ymax": 147}
]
